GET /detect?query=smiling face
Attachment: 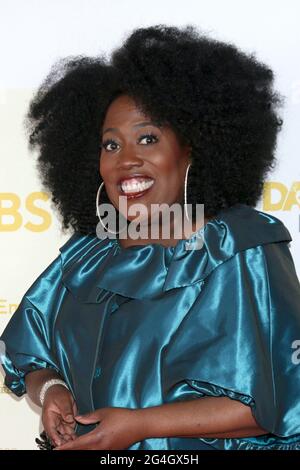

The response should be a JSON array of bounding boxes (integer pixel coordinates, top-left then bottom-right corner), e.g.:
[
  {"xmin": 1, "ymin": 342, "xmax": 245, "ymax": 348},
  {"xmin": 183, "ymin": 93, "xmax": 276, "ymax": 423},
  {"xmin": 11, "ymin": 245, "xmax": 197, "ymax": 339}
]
[{"xmin": 99, "ymin": 94, "xmax": 191, "ymax": 227}]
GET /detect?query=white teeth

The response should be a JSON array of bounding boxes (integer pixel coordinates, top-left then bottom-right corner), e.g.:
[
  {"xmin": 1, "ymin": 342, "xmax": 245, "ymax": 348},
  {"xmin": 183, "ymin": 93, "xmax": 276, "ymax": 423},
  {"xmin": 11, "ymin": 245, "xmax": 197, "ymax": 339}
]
[{"xmin": 121, "ymin": 179, "xmax": 154, "ymax": 194}]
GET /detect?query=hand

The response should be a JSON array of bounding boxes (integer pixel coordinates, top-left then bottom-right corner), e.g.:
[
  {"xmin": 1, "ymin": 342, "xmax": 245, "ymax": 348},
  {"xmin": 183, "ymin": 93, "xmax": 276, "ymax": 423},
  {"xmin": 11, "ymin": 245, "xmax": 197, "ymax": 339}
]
[
  {"xmin": 54, "ymin": 407, "xmax": 142, "ymax": 450},
  {"xmin": 42, "ymin": 384, "xmax": 78, "ymax": 447}
]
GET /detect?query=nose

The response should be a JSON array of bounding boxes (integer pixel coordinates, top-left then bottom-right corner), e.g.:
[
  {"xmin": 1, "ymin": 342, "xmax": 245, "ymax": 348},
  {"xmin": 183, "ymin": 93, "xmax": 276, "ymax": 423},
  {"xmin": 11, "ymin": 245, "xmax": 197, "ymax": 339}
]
[{"xmin": 117, "ymin": 147, "xmax": 143, "ymax": 169}]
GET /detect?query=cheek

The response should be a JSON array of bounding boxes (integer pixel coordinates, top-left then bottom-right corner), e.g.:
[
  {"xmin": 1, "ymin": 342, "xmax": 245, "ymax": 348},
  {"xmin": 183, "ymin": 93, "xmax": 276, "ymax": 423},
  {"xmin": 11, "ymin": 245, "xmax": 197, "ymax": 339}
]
[
  {"xmin": 151, "ymin": 153, "xmax": 178, "ymax": 183},
  {"xmin": 152, "ymin": 152, "xmax": 185, "ymax": 189}
]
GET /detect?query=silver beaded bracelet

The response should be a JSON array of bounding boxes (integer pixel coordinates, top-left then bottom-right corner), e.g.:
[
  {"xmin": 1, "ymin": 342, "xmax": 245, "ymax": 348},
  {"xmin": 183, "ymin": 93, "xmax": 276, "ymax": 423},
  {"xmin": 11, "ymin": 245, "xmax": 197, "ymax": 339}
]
[{"xmin": 39, "ymin": 378, "xmax": 69, "ymax": 406}]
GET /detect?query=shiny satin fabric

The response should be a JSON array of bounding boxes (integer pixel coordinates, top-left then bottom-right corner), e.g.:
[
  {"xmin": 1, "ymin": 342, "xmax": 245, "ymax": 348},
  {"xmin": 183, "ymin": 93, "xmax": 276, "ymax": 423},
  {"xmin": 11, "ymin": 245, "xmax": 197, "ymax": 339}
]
[{"xmin": 1, "ymin": 203, "xmax": 300, "ymax": 450}]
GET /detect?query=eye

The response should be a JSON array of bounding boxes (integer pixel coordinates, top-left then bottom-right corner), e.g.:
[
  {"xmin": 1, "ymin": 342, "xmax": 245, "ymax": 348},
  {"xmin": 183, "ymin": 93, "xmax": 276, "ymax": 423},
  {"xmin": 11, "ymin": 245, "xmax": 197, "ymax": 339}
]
[
  {"xmin": 100, "ymin": 139, "xmax": 119, "ymax": 152},
  {"xmin": 100, "ymin": 133, "xmax": 159, "ymax": 152},
  {"xmin": 138, "ymin": 133, "xmax": 159, "ymax": 145}
]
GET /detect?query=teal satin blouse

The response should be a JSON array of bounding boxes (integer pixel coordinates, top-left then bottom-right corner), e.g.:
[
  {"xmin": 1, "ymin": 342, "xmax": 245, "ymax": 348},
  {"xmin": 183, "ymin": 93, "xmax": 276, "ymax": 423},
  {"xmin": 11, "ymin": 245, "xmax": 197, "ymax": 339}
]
[{"xmin": 1, "ymin": 203, "xmax": 300, "ymax": 450}]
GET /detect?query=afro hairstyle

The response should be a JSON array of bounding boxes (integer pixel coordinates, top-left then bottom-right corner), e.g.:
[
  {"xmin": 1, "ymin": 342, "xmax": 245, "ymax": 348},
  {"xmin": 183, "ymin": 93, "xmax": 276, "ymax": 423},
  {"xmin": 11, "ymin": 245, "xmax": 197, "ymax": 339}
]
[{"xmin": 24, "ymin": 24, "xmax": 284, "ymax": 235}]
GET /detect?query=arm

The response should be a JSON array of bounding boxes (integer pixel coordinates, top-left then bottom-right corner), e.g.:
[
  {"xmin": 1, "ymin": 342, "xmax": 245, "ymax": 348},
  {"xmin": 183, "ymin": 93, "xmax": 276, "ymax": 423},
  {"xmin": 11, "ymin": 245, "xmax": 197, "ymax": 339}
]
[
  {"xmin": 135, "ymin": 396, "xmax": 268, "ymax": 440},
  {"xmin": 25, "ymin": 368, "xmax": 78, "ymax": 447},
  {"xmin": 53, "ymin": 397, "xmax": 268, "ymax": 450},
  {"xmin": 24, "ymin": 368, "xmax": 64, "ymax": 407}
]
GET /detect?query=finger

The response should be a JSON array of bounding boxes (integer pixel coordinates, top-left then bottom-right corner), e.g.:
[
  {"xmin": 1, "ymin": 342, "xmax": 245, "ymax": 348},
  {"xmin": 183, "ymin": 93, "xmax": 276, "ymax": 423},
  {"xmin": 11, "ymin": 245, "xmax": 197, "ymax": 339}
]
[
  {"xmin": 62, "ymin": 411, "xmax": 75, "ymax": 424},
  {"xmin": 75, "ymin": 412, "xmax": 100, "ymax": 425},
  {"xmin": 46, "ymin": 424, "xmax": 65, "ymax": 447},
  {"xmin": 57, "ymin": 422, "xmax": 77, "ymax": 439},
  {"xmin": 59, "ymin": 433, "xmax": 72, "ymax": 443},
  {"xmin": 62, "ymin": 422, "xmax": 76, "ymax": 434},
  {"xmin": 56, "ymin": 424, "xmax": 70, "ymax": 440},
  {"xmin": 43, "ymin": 411, "xmax": 65, "ymax": 447},
  {"xmin": 54, "ymin": 432, "xmax": 97, "ymax": 450},
  {"xmin": 56, "ymin": 396, "xmax": 76, "ymax": 424},
  {"xmin": 72, "ymin": 400, "xmax": 78, "ymax": 417},
  {"xmin": 55, "ymin": 433, "xmax": 71, "ymax": 445}
]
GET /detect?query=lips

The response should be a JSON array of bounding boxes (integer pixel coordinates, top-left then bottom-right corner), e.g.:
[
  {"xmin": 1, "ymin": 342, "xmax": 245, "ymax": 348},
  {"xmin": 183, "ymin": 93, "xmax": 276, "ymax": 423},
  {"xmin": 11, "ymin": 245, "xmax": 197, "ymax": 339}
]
[
  {"xmin": 117, "ymin": 174, "xmax": 155, "ymax": 198},
  {"xmin": 117, "ymin": 174, "xmax": 154, "ymax": 186}
]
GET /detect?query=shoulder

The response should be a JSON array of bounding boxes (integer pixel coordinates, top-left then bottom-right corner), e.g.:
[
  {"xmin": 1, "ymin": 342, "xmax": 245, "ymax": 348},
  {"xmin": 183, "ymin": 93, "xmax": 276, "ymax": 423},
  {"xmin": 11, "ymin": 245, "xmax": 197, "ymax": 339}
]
[
  {"xmin": 211, "ymin": 203, "xmax": 292, "ymax": 250},
  {"xmin": 18, "ymin": 232, "xmax": 103, "ymax": 310},
  {"xmin": 210, "ymin": 204, "xmax": 296, "ymax": 278},
  {"xmin": 168, "ymin": 204, "xmax": 293, "ymax": 289}
]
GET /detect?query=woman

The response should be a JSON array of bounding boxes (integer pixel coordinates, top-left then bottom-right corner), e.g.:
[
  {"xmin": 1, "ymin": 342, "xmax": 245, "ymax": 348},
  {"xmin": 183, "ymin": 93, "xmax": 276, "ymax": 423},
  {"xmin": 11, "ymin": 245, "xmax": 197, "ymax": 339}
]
[{"xmin": 1, "ymin": 24, "xmax": 300, "ymax": 451}]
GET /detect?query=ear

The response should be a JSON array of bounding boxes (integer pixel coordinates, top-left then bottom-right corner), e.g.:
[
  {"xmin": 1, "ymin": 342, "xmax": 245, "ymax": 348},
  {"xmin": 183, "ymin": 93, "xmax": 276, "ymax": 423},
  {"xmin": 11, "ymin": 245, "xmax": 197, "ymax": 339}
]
[{"xmin": 184, "ymin": 144, "xmax": 192, "ymax": 163}]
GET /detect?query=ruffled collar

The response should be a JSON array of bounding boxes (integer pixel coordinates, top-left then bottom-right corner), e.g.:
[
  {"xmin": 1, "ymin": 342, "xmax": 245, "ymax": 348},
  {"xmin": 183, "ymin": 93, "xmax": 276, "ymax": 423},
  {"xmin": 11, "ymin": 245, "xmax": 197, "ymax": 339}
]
[{"xmin": 59, "ymin": 203, "xmax": 292, "ymax": 302}]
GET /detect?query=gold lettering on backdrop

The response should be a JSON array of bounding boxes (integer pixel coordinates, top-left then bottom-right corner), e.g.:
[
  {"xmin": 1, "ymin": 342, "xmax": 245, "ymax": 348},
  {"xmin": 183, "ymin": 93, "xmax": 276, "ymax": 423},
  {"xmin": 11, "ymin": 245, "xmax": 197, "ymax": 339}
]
[
  {"xmin": 0, "ymin": 300, "xmax": 18, "ymax": 315},
  {"xmin": 263, "ymin": 182, "xmax": 300, "ymax": 211},
  {"xmin": 25, "ymin": 192, "xmax": 51, "ymax": 231},
  {"xmin": 0, "ymin": 192, "xmax": 52, "ymax": 231}
]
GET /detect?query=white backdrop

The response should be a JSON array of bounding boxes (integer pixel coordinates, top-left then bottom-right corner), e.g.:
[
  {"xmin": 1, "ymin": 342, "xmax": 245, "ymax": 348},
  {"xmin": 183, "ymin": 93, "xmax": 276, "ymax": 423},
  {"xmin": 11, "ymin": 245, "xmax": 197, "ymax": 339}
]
[{"xmin": 0, "ymin": 0, "xmax": 299, "ymax": 450}]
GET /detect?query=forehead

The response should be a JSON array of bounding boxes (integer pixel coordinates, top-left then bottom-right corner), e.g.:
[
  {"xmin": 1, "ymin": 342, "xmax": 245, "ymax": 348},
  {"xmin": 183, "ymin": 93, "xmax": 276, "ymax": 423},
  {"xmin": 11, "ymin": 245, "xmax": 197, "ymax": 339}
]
[
  {"xmin": 103, "ymin": 95, "xmax": 149, "ymax": 125},
  {"xmin": 101, "ymin": 94, "xmax": 187, "ymax": 149}
]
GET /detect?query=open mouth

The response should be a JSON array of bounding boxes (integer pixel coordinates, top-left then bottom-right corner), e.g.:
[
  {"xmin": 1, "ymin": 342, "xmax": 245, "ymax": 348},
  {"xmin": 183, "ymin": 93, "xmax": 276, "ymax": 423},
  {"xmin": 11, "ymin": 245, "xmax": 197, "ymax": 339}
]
[{"xmin": 117, "ymin": 177, "xmax": 155, "ymax": 199}]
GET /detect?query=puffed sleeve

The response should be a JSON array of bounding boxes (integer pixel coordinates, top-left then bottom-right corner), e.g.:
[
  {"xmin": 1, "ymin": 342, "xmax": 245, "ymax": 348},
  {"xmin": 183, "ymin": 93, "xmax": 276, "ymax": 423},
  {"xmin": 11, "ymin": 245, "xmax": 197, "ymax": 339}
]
[
  {"xmin": 162, "ymin": 241, "xmax": 300, "ymax": 450},
  {"xmin": 0, "ymin": 255, "xmax": 64, "ymax": 397}
]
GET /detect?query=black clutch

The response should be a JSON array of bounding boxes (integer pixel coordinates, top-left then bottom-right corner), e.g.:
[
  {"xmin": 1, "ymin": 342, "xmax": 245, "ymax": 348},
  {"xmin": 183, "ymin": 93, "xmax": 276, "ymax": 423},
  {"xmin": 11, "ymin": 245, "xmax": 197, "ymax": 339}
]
[{"xmin": 35, "ymin": 430, "xmax": 55, "ymax": 450}]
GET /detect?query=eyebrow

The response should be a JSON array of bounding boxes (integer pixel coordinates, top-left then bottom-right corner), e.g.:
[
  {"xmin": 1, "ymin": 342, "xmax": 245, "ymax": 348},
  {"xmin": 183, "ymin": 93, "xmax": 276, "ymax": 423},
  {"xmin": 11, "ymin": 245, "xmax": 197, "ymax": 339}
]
[{"xmin": 102, "ymin": 121, "xmax": 161, "ymax": 136}]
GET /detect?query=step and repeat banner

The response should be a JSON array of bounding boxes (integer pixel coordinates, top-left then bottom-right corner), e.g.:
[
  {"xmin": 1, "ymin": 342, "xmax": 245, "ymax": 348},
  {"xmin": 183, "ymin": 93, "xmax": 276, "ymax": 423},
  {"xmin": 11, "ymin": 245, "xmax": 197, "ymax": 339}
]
[{"xmin": 0, "ymin": 0, "xmax": 299, "ymax": 450}]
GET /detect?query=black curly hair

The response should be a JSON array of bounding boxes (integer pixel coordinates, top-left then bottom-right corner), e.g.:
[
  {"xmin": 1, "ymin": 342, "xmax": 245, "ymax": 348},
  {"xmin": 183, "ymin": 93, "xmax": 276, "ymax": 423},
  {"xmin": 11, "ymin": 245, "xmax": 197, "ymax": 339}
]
[{"xmin": 24, "ymin": 24, "xmax": 284, "ymax": 235}]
